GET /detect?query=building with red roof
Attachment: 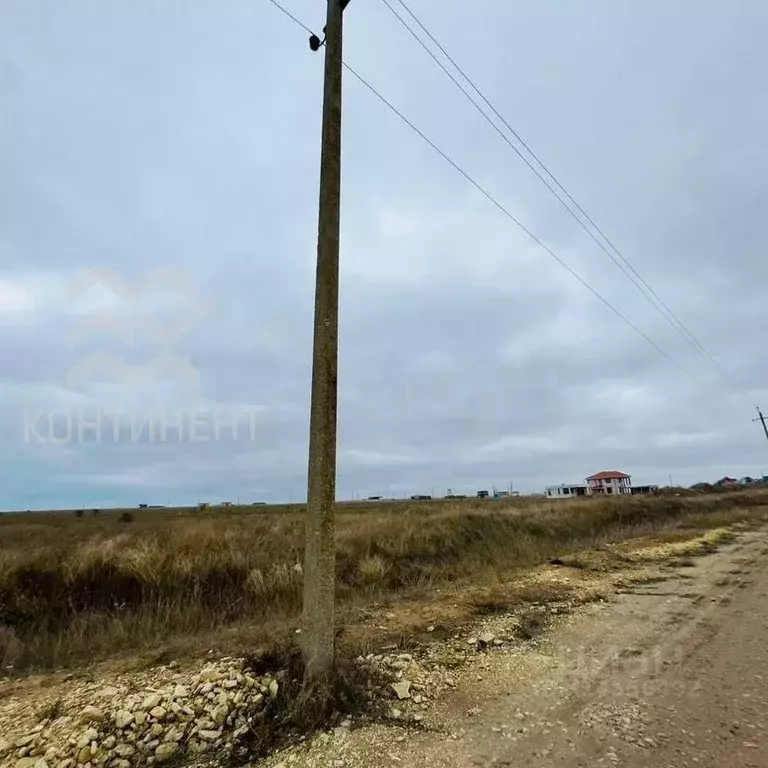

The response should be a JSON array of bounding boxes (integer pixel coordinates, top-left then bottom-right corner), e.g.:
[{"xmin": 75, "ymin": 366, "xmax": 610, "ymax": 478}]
[{"xmin": 586, "ymin": 470, "xmax": 632, "ymax": 495}]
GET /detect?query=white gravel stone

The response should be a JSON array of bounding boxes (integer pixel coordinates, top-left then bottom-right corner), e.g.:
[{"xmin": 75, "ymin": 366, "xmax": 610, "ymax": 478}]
[
  {"xmin": 392, "ymin": 681, "xmax": 411, "ymax": 700},
  {"xmin": 78, "ymin": 707, "xmax": 103, "ymax": 725},
  {"xmin": 154, "ymin": 743, "xmax": 177, "ymax": 762},
  {"xmin": 76, "ymin": 730, "xmax": 97, "ymax": 750},
  {"xmin": 114, "ymin": 744, "xmax": 136, "ymax": 758},
  {"xmin": 142, "ymin": 695, "xmax": 162, "ymax": 711}
]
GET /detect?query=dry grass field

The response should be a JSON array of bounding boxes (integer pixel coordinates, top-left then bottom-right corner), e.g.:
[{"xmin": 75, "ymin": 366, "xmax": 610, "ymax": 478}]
[{"xmin": 2, "ymin": 490, "xmax": 767, "ymax": 674}]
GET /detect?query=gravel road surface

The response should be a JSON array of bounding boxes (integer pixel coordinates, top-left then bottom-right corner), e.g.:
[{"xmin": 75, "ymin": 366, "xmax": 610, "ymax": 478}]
[{"xmin": 276, "ymin": 528, "xmax": 768, "ymax": 768}]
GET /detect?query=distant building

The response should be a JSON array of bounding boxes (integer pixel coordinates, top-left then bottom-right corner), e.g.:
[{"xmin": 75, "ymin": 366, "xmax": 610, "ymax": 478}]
[
  {"xmin": 715, "ymin": 476, "xmax": 738, "ymax": 487},
  {"xmin": 630, "ymin": 484, "xmax": 659, "ymax": 495},
  {"xmin": 586, "ymin": 471, "xmax": 632, "ymax": 495},
  {"xmin": 544, "ymin": 471, "xmax": 660, "ymax": 497},
  {"xmin": 545, "ymin": 484, "xmax": 588, "ymax": 499},
  {"xmin": 738, "ymin": 476, "xmax": 764, "ymax": 487},
  {"xmin": 477, "ymin": 490, "xmax": 489, "ymax": 498}
]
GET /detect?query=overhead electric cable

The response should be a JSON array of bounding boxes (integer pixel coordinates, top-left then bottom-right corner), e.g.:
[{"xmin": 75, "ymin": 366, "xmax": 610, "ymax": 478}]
[
  {"xmin": 382, "ymin": 0, "xmax": 747, "ymax": 397},
  {"xmin": 266, "ymin": 0, "xmax": 699, "ymax": 380}
]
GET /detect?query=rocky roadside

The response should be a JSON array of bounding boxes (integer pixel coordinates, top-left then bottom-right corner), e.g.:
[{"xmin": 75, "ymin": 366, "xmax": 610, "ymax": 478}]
[
  {"xmin": 259, "ymin": 599, "xmax": 587, "ymax": 768},
  {"xmin": 0, "ymin": 657, "xmax": 286, "ymax": 768},
  {"xmin": 0, "ymin": 599, "xmax": 580, "ymax": 768}
]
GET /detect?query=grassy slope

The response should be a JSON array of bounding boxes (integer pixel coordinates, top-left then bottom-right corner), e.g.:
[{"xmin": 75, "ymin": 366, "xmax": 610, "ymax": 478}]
[{"xmin": 1, "ymin": 490, "xmax": 766, "ymax": 672}]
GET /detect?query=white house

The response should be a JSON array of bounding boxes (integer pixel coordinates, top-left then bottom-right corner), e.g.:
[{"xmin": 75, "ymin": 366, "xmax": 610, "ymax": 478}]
[
  {"xmin": 586, "ymin": 470, "xmax": 632, "ymax": 495},
  {"xmin": 545, "ymin": 484, "xmax": 588, "ymax": 500}
]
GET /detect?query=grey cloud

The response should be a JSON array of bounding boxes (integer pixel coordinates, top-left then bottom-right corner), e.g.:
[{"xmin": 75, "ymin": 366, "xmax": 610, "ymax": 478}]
[{"xmin": 2, "ymin": 0, "xmax": 768, "ymax": 509}]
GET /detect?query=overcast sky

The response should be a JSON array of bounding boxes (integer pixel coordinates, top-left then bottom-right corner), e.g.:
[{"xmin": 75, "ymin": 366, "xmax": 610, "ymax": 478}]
[{"xmin": 2, "ymin": 0, "xmax": 768, "ymax": 510}]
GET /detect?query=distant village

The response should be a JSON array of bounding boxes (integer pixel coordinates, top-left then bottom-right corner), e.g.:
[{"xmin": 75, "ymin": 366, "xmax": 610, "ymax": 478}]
[
  {"xmin": 358, "ymin": 469, "xmax": 768, "ymax": 504},
  {"xmin": 544, "ymin": 469, "xmax": 767, "ymax": 500},
  {"xmin": 697, "ymin": 474, "xmax": 768, "ymax": 490},
  {"xmin": 135, "ymin": 470, "xmax": 768, "ymax": 510}
]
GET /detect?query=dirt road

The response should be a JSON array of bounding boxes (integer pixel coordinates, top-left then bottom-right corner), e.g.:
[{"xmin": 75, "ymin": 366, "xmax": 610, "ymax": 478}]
[{"xmin": 276, "ymin": 528, "xmax": 768, "ymax": 768}]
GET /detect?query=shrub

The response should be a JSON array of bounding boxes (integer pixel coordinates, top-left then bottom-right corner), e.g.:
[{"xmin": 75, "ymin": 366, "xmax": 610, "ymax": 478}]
[
  {"xmin": 118, "ymin": 512, "xmax": 135, "ymax": 524},
  {"xmin": 356, "ymin": 554, "xmax": 388, "ymax": 587}
]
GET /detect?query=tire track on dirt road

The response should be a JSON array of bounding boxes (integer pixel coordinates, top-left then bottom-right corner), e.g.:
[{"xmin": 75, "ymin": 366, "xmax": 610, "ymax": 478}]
[{"xmin": 270, "ymin": 528, "xmax": 768, "ymax": 768}]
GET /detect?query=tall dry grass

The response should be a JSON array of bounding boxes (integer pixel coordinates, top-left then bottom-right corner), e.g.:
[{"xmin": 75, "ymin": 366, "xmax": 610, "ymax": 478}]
[{"xmin": 1, "ymin": 491, "xmax": 766, "ymax": 672}]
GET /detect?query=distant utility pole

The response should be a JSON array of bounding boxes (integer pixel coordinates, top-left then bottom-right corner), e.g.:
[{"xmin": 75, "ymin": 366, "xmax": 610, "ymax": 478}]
[
  {"xmin": 754, "ymin": 407, "xmax": 768, "ymax": 444},
  {"xmin": 302, "ymin": 0, "xmax": 351, "ymax": 682}
]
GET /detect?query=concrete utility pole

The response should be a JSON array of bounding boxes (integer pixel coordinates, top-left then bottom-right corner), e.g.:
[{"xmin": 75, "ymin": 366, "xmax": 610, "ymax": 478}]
[
  {"xmin": 754, "ymin": 407, "xmax": 768, "ymax": 444},
  {"xmin": 302, "ymin": 0, "xmax": 349, "ymax": 681}
]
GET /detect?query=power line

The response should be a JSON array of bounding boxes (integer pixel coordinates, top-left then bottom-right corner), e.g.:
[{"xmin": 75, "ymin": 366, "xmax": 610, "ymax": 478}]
[
  {"xmin": 343, "ymin": 66, "xmax": 692, "ymax": 372},
  {"xmin": 265, "ymin": 0, "xmax": 694, "ymax": 377},
  {"xmin": 266, "ymin": 0, "xmax": 315, "ymax": 35},
  {"xmin": 382, "ymin": 0, "xmax": 742, "ymax": 392}
]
